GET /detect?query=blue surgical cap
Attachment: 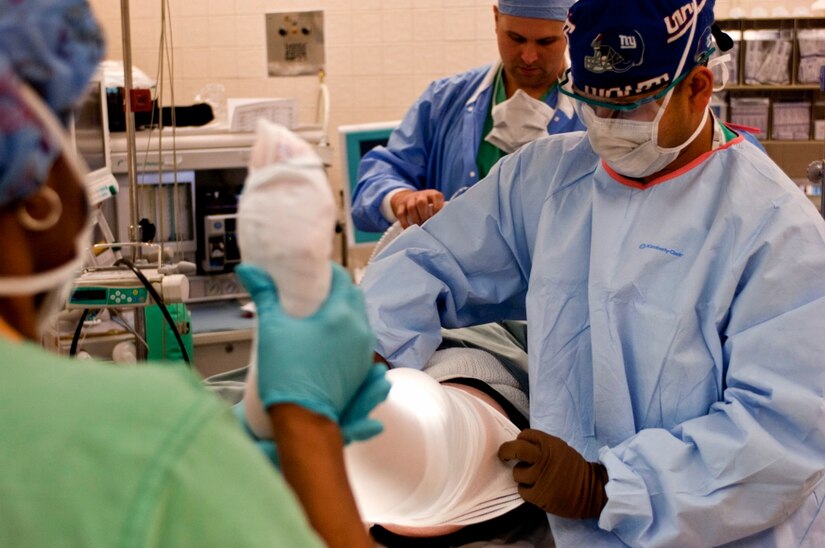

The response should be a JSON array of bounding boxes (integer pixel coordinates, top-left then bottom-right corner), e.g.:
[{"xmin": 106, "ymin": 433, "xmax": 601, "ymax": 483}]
[
  {"xmin": 0, "ymin": 0, "xmax": 104, "ymax": 208},
  {"xmin": 499, "ymin": 0, "xmax": 574, "ymax": 21},
  {"xmin": 0, "ymin": 0, "xmax": 104, "ymax": 115},
  {"xmin": 0, "ymin": 60, "xmax": 60, "ymax": 208},
  {"xmin": 566, "ymin": 0, "xmax": 716, "ymax": 99}
]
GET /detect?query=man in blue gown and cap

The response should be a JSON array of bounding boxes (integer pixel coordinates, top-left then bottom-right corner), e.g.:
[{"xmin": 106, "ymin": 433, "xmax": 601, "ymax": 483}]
[
  {"xmin": 351, "ymin": 0, "xmax": 584, "ymax": 232},
  {"xmin": 361, "ymin": 0, "xmax": 825, "ymax": 544}
]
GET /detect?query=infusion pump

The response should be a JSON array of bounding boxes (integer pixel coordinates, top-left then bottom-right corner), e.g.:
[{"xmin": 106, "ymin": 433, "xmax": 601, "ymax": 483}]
[{"xmin": 68, "ymin": 269, "xmax": 189, "ymax": 309}]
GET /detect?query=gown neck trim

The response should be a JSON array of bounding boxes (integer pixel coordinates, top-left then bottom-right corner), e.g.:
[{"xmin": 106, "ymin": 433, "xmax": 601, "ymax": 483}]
[{"xmin": 603, "ymin": 134, "xmax": 745, "ymax": 190}]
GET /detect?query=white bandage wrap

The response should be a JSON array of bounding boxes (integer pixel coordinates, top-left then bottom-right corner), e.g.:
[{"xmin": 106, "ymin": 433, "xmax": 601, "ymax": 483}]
[
  {"xmin": 238, "ymin": 120, "xmax": 336, "ymax": 438},
  {"xmin": 237, "ymin": 120, "xmax": 335, "ymax": 318},
  {"xmin": 344, "ymin": 366, "xmax": 523, "ymax": 528}
]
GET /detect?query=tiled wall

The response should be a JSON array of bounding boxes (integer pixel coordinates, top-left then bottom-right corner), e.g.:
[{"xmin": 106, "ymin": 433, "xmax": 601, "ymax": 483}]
[
  {"xmin": 89, "ymin": 0, "xmax": 501, "ymax": 136},
  {"xmin": 89, "ymin": 0, "xmax": 820, "ymax": 125},
  {"xmin": 88, "ymin": 0, "xmax": 820, "ymax": 242}
]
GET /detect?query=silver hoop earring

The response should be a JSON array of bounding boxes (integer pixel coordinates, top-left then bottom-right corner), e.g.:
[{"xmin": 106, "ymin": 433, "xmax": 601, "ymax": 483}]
[{"xmin": 17, "ymin": 186, "xmax": 63, "ymax": 232}]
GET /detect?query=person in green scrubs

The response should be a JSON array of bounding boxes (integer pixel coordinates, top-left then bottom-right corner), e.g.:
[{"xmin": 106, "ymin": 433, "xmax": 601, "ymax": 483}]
[{"xmin": 0, "ymin": 2, "xmax": 382, "ymax": 547}]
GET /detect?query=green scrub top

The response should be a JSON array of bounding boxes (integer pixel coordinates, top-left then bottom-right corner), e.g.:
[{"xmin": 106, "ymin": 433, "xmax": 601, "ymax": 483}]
[
  {"xmin": 476, "ymin": 69, "xmax": 554, "ymax": 180},
  {"xmin": 722, "ymin": 122, "xmax": 737, "ymax": 142},
  {"xmin": 476, "ymin": 68, "xmax": 510, "ymax": 180},
  {"xmin": 0, "ymin": 338, "xmax": 323, "ymax": 548}
]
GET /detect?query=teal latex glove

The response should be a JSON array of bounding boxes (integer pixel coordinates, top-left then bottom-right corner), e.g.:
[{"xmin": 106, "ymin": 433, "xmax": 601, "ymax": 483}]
[
  {"xmin": 233, "ymin": 365, "xmax": 391, "ymax": 469},
  {"xmin": 339, "ymin": 364, "xmax": 391, "ymax": 443},
  {"xmin": 235, "ymin": 262, "xmax": 377, "ymax": 423}
]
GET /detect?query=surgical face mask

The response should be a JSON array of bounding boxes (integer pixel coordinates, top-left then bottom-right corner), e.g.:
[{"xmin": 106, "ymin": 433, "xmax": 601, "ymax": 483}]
[
  {"xmin": 0, "ymin": 83, "xmax": 92, "ymax": 337},
  {"xmin": 576, "ymin": 87, "xmax": 710, "ymax": 179},
  {"xmin": 563, "ymin": 0, "xmax": 712, "ymax": 179},
  {"xmin": 484, "ymin": 89, "xmax": 555, "ymax": 154}
]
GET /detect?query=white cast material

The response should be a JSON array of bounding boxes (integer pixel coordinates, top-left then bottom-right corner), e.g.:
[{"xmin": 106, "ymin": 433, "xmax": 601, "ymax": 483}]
[
  {"xmin": 238, "ymin": 119, "xmax": 336, "ymax": 439},
  {"xmin": 238, "ymin": 119, "xmax": 335, "ymax": 317},
  {"xmin": 344, "ymin": 366, "xmax": 523, "ymax": 528}
]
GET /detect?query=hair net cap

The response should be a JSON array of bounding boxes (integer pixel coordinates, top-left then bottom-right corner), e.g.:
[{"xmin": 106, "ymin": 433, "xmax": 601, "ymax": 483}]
[
  {"xmin": 0, "ymin": 0, "xmax": 104, "ymax": 115},
  {"xmin": 344, "ymin": 361, "xmax": 524, "ymax": 528},
  {"xmin": 565, "ymin": 0, "xmax": 716, "ymax": 99},
  {"xmin": 0, "ymin": 0, "xmax": 104, "ymax": 208},
  {"xmin": 498, "ymin": 0, "xmax": 574, "ymax": 21},
  {"xmin": 0, "ymin": 61, "xmax": 60, "ymax": 208}
]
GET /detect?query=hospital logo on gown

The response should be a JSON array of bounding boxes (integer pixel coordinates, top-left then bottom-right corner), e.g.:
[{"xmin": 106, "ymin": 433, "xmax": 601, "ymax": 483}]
[{"xmin": 584, "ymin": 30, "xmax": 644, "ymax": 74}]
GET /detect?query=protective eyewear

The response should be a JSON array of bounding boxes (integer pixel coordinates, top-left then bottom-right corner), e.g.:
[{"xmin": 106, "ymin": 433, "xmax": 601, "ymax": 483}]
[
  {"xmin": 557, "ymin": 48, "xmax": 715, "ymax": 120},
  {"xmin": 558, "ymin": 69, "xmax": 683, "ymax": 121}
]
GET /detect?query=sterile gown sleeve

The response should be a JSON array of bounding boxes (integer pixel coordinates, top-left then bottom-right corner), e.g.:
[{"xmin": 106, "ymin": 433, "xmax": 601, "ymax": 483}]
[
  {"xmin": 595, "ymin": 189, "xmax": 825, "ymax": 546},
  {"xmin": 364, "ymin": 131, "xmax": 825, "ymax": 546},
  {"xmin": 361, "ymin": 139, "xmax": 577, "ymax": 369},
  {"xmin": 351, "ymin": 83, "xmax": 441, "ymax": 233}
]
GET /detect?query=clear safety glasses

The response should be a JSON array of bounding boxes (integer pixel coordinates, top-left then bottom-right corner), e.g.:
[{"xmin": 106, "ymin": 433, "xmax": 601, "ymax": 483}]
[
  {"xmin": 558, "ymin": 69, "xmax": 683, "ymax": 121},
  {"xmin": 557, "ymin": 48, "xmax": 715, "ymax": 121}
]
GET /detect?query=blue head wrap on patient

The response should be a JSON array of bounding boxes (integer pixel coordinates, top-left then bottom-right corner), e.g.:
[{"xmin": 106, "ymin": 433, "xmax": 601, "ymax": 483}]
[{"xmin": 0, "ymin": 0, "xmax": 104, "ymax": 207}]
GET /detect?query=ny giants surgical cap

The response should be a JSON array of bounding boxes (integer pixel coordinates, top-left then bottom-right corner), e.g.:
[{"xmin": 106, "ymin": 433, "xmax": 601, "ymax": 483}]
[
  {"xmin": 498, "ymin": 0, "xmax": 575, "ymax": 21},
  {"xmin": 0, "ymin": 0, "xmax": 104, "ymax": 208},
  {"xmin": 565, "ymin": 0, "xmax": 716, "ymax": 99}
]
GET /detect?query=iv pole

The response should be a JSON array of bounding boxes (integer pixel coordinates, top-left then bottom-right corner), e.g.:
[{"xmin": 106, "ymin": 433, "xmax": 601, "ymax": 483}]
[
  {"xmin": 120, "ymin": 0, "xmax": 141, "ymax": 252},
  {"xmin": 119, "ymin": 0, "xmax": 147, "ymax": 359}
]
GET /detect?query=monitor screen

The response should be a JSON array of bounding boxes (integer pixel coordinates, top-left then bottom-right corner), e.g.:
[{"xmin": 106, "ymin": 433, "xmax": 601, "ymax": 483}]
[
  {"xmin": 73, "ymin": 81, "xmax": 107, "ymax": 172},
  {"xmin": 338, "ymin": 121, "xmax": 400, "ymax": 247},
  {"xmin": 71, "ymin": 79, "xmax": 117, "ymax": 206}
]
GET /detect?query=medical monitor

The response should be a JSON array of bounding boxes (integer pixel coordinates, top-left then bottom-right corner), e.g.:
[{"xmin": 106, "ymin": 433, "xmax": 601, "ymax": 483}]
[
  {"xmin": 71, "ymin": 78, "xmax": 117, "ymax": 206},
  {"xmin": 338, "ymin": 121, "xmax": 400, "ymax": 247}
]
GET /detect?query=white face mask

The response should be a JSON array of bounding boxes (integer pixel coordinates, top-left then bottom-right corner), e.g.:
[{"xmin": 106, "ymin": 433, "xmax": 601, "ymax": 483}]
[
  {"xmin": 567, "ymin": 0, "xmax": 712, "ymax": 179},
  {"xmin": 0, "ymin": 222, "xmax": 91, "ymax": 338},
  {"xmin": 0, "ymin": 84, "xmax": 92, "ymax": 337},
  {"xmin": 577, "ymin": 88, "xmax": 709, "ymax": 179},
  {"xmin": 484, "ymin": 89, "xmax": 555, "ymax": 154}
]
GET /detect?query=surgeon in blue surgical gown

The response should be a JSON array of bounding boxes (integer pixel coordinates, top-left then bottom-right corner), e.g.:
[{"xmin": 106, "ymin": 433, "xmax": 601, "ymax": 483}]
[
  {"xmin": 361, "ymin": 0, "xmax": 825, "ymax": 545},
  {"xmin": 350, "ymin": 0, "xmax": 584, "ymax": 233}
]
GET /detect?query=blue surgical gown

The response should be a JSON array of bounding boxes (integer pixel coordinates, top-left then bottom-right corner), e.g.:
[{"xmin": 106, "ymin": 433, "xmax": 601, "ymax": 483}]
[
  {"xmin": 351, "ymin": 62, "xmax": 585, "ymax": 232},
  {"xmin": 361, "ymin": 131, "xmax": 825, "ymax": 546}
]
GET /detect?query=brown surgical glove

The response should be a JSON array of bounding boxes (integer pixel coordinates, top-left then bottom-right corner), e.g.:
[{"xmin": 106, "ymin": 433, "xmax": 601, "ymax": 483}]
[{"xmin": 498, "ymin": 428, "xmax": 608, "ymax": 519}]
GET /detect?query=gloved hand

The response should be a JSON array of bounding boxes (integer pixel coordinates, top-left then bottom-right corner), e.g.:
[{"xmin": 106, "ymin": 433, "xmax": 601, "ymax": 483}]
[
  {"xmin": 498, "ymin": 429, "xmax": 608, "ymax": 519},
  {"xmin": 235, "ymin": 261, "xmax": 377, "ymax": 423},
  {"xmin": 233, "ymin": 365, "xmax": 391, "ymax": 469},
  {"xmin": 339, "ymin": 363, "xmax": 391, "ymax": 443}
]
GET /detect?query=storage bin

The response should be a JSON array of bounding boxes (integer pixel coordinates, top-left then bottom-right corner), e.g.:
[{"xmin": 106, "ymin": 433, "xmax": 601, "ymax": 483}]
[
  {"xmin": 814, "ymin": 119, "xmax": 825, "ymax": 141},
  {"xmin": 743, "ymin": 29, "xmax": 792, "ymax": 85},
  {"xmin": 730, "ymin": 97, "xmax": 770, "ymax": 138},
  {"xmin": 797, "ymin": 29, "xmax": 825, "ymax": 83},
  {"xmin": 772, "ymin": 102, "xmax": 811, "ymax": 140}
]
